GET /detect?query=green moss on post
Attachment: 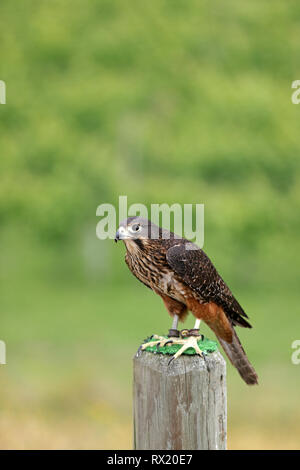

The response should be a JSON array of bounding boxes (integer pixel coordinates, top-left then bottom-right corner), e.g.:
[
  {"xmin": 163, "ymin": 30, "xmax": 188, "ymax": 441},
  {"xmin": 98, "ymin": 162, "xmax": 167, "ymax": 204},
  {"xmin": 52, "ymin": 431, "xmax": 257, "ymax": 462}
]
[{"xmin": 142, "ymin": 335, "xmax": 218, "ymax": 356}]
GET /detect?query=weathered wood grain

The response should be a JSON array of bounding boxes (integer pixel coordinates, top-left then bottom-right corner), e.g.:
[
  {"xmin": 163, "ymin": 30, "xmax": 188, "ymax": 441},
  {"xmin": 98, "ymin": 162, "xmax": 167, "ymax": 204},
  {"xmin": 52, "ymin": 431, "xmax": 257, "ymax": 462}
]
[{"xmin": 133, "ymin": 351, "xmax": 227, "ymax": 450}]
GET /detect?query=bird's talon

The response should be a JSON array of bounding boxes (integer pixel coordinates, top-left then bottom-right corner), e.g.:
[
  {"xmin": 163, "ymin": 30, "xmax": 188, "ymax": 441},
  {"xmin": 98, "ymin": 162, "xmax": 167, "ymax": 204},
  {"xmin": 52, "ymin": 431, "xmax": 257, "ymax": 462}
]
[{"xmin": 140, "ymin": 334, "xmax": 204, "ymax": 363}]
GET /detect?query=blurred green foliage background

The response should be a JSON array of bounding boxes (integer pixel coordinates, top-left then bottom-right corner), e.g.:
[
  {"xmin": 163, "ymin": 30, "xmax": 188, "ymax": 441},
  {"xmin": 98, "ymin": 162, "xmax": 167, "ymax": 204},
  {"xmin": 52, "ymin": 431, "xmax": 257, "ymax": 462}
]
[{"xmin": 0, "ymin": 0, "xmax": 300, "ymax": 449}]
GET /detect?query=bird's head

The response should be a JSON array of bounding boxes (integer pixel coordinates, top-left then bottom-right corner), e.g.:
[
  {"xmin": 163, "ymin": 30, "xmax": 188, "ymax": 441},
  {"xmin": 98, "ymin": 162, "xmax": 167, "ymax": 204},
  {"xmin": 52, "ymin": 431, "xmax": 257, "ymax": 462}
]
[{"xmin": 115, "ymin": 217, "xmax": 163, "ymax": 250}]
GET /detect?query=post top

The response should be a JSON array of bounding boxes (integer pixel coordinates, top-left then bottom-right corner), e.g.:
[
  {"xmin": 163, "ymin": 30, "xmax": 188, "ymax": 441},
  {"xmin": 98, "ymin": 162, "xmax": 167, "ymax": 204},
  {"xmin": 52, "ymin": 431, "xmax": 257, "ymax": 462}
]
[{"xmin": 134, "ymin": 350, "xmax": 226, "ymax": 377}]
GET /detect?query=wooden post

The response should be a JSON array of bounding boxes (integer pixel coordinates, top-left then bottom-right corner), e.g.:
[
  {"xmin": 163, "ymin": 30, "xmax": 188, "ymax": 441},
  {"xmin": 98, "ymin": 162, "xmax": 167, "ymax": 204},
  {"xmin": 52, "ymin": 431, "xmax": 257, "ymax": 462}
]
[{"xmin": 133, "ymin": 351, "xmax": 227, "ymax": 450}]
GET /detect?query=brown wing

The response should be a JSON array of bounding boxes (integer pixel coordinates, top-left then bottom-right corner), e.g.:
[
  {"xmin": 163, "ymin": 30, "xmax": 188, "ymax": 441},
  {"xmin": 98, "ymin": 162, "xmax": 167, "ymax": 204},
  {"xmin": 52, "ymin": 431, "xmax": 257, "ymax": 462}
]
[{"xmin": 166, "ymin": 243, "xmax": 251, "ymax": 328}]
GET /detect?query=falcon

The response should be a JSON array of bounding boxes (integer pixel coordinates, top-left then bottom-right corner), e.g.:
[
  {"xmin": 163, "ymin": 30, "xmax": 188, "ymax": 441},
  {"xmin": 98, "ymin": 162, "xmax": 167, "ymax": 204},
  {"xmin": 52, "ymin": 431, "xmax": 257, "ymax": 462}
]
[{"xmin": 115, "ymin": 217, "xmax": 258, "ymax": 385}]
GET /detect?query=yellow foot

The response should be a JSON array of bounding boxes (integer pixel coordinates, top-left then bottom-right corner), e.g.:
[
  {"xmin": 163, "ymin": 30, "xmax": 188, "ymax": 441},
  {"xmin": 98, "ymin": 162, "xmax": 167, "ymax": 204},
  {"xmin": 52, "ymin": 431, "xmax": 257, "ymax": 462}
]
[
  {"xmin": 139, "ymin": 334, "xmax": 204, "ymax": 364},
  {"xmin": 168, "ymin": 336, "xmax": 204, "ymax": 365},
  {"xmin": 141, "ymin": 335, "xmax": 174, "ymax": 351}
]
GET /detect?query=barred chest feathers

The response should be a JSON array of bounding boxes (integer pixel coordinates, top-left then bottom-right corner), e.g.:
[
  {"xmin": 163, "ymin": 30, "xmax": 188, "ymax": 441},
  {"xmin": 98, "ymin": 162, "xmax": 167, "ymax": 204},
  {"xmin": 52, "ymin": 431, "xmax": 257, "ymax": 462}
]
[{"xmin": 124, "ymin": 241, "xmax": 188, "ymax": 303}]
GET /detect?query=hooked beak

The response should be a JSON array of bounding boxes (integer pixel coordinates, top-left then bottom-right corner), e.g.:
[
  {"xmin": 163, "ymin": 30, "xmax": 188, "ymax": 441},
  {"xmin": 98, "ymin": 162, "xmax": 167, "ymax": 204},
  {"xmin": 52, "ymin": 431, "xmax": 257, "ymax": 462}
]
[{"xmin": 115, "ymin": 226, "xmax": 127, "ymax": 243}]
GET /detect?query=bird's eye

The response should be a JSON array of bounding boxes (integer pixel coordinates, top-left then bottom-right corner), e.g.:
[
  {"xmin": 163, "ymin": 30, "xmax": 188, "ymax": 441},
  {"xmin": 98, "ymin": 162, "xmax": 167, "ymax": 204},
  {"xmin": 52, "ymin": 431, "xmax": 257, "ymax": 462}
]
[{"xmin": 131, "ymin": 224, "xmax": 140, "ymax": 232}]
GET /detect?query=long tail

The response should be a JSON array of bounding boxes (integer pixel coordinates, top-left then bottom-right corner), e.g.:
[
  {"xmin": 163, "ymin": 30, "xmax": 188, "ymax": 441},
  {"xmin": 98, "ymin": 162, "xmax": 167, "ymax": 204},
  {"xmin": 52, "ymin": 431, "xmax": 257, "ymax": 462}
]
[{"xmin": 217, "ymin": 328, "xmax": 258, "ymax": 385}]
